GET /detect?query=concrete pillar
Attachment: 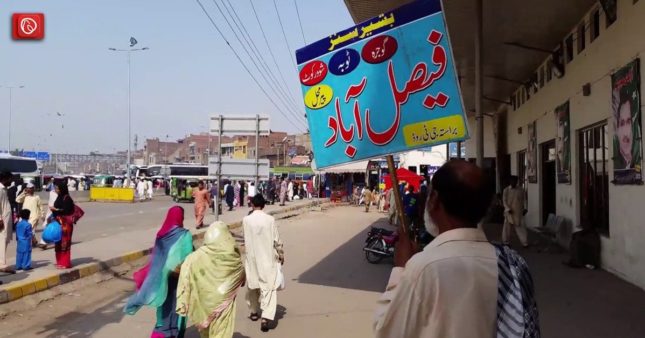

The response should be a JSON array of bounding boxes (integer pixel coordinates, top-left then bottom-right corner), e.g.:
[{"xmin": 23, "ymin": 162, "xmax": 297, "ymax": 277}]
[{"xmin": 475, "ymin": 0, "xmax": 484, "ymax": 167}]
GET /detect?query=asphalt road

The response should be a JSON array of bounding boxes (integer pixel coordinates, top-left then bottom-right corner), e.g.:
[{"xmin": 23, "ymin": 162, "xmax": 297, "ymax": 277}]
[{"xmin": 0, "ymin": 206, "xmax": 392, "ymax": 338}]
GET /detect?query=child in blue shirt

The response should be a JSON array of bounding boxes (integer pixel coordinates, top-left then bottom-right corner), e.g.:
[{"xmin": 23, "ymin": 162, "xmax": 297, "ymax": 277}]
[{"xmin": 15, "ymin": 209, "xmax": 33, "ymax": 271}]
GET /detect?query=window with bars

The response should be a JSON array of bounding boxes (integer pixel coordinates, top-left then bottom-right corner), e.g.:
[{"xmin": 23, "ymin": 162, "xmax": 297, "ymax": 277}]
[
  {"xmin": 579, "ymin": 123, "xmax": 610, "ymax": 236},
  {"xmin": 565, "ymin": 34, "xmax": 574, "ymax": 63},
  {"xmin": 591, "ymin": 10, "xmax": 600, "ymax": 41},
  {"xmin": 577, "ymin": 23, "xmax": 586, "ymax": 53}
]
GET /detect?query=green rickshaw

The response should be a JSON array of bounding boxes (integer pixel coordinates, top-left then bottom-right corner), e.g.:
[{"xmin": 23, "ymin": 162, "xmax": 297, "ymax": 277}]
[{"xmin": 170, "ymin": 177, "xmax": 198, "ymax": 202}]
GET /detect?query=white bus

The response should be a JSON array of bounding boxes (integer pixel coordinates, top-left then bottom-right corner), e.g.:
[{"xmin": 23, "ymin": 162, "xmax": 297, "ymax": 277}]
[{"xmin": 0, "ymin": 154, "xmax": 41, "ymax": 189}]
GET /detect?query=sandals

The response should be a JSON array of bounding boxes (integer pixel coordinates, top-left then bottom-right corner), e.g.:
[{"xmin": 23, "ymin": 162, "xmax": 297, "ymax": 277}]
[
  {"xmin": 261, "ymin": 319, "xmax": 270, "ymax": 332},
  {"xmin": 249, "ymin": 313, "xmax": 260, "ymax": 322}
]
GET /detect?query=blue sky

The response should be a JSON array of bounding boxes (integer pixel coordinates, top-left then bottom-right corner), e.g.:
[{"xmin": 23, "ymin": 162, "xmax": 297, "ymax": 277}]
[{"xmin": 0, "ymin": 0, "xmax": 353, "ymax": 153}]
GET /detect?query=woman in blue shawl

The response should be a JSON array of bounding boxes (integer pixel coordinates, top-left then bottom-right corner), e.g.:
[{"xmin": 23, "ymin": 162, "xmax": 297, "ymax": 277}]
[{"xmin": 125, "ymin": 206, "xmax": 194, "ymax": 338}]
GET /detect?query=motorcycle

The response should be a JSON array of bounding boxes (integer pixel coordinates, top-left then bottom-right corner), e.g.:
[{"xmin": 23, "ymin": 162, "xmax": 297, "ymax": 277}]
[{"xmin": 363, "ymin": 227, "xmax": 399, "ymax": 264}]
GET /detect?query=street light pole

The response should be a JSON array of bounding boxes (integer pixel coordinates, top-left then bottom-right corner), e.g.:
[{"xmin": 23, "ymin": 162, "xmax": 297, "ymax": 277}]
[
  {"xmin": 2, "ymin": 85, "xmax": 25, "ymax": 152},
  {"xmin": 109, "ymin": 42, "xmax": 149, "ymax": 179}
]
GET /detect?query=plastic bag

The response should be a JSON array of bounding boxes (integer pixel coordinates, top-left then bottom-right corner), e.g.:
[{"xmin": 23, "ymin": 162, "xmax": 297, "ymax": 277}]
[{"xmin": 42, "ymin": 220, "xmax": 62, "ymax": 243}]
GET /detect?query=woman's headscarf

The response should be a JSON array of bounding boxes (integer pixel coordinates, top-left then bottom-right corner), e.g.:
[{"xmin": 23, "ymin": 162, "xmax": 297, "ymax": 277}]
[
  {"xmin": 157, "ymin": 206, "xmax": 184, "ymax": 238},
  {"xmin": 56, "ymin": 181, "xmax": 69, "ymax": 196},
  {"xmin": 125, "ymin": 206, "xmax": 193, "ymax": 315},
  {"xmin": 176, "ymin": 221, "xmax": 244, "ymax": 333}
]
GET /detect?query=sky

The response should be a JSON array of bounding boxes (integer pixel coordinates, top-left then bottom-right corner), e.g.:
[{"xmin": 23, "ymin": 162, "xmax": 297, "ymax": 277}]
[{"xmin": 0, "ymin": 0, "xmax": 353, "ymax": 154}]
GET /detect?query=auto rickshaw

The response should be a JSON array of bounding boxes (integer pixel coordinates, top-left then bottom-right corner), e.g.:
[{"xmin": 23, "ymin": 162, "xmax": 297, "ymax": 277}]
[{"xmin": 170, "ymin": 177, "xmax": 198, "ymax": 202}]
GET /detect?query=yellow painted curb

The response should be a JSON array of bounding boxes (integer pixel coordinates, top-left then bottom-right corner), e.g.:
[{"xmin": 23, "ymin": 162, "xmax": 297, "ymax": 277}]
[
  {"xmin": 4, "ymin": 283, "xmax": 24, "ymax": 301},
  {"xmin": 78, "ymin": 264, "xmax": 99, "ymax": 278},
  {"xmin": 34, "ymin": 279, "xmax": 49, "ymax": 292},
  {"xmin": 123, "ymin": 251, "xmax": 144, "ymax": 263},
  {"xmin": 45, "ymin": 275, "xmax": 61, "ymax": 288},
  {"xmin": 20, "ymin": 283, "xmax": 36, "ymax": 297}
]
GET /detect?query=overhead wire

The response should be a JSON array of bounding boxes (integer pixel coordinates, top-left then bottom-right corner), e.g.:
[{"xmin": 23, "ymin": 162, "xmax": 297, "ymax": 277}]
[
  {"xmin": 194, "ymin": 0, "xmax": 305, "ymax": 132},
  {"xmin": 271, "ymin": 0, "xmax": 297, "ymax": 67},
  {"xmin": 293, "ymin": 0, "xmax": 307, "ymax": 45},
  {"xmin": 223, "ymin": 0, "xmax": 303, "ymax": 112},
  {"xmin": 209, "ymin": 0, "xmax": 307, "ymax": 128},
  {"xmin": 249, "ymin": 0, "xmax": 301, "ymax": 109}
]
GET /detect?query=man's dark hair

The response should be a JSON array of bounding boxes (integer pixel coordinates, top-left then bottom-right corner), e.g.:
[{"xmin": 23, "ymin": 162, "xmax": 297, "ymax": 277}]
[
  {"xmin": 252, "ymin": 194, "xmax": 266, "ymax": 208},
  {"xmin": 19, "ymin": 209, "xmax": 31, "ymax": 220},
  {"xmin": 431, "ymin": 160, "xmax": 494, "ymax": 226},
  {"xmin": 0, "ymin": 171, "xmax": 12, "ymax": 182}
]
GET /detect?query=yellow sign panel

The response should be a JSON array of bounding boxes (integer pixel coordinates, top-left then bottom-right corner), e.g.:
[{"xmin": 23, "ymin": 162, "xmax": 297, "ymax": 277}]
[
  {"xmin": 402, "ymin": 115, "xmax": 466, "ymax": 147},
  {"xmin": 90, "ymin": 187, "xmax": 135, "ymax": 202},
  {"xmin": 304, "ymin": 84, "xmax": 333, "ymax": 110}
]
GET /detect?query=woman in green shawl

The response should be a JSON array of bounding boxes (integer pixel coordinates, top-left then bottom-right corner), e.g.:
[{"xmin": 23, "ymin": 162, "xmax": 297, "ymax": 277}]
[{"xmin": 176, "ymin": 221, "xmax": 245, "ymax": 338}]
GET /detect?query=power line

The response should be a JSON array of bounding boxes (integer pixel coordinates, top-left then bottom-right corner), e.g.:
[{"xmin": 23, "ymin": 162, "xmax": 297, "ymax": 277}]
[
  {"xmin": 223, "ymin": 0, "xmax": 302, "ymax": 111},
  {"xmin": 249, "ymin": 0, "xmax": 301, "ymax": 108},
  {"xmin": 209, "ymin": 0, "xmax": 307, "ymax": 128},
  {"xmin": 194, "ymin": 0, "xmax": 305, "ymax": 132},
  {"xmin": 293, "ymin": 0, "xmax": 307, "ymax": 45},
  {"xmin": 272, "ymin": 0, "xmax": 297, "ymax": 67}
]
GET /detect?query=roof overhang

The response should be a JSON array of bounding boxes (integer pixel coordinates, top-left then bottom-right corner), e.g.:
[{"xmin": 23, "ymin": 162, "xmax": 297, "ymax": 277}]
[{"xmin": 343, "ymin": 0, "xmax": 597, "ymax": 113}]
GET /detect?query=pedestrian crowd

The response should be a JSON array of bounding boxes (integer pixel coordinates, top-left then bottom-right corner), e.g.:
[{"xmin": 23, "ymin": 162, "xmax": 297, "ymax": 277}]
[
  {"xmin": 126, "ymin": 193, "xmax": 284, "ymax": 337},
  {"xmin": 0, "ymin": 173, "xmax": 83, "ymax": 284}
]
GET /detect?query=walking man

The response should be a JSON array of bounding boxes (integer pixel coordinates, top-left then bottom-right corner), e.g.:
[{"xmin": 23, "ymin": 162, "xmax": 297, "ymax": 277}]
[
  {"xmin": 279, "ymin": 178, "xmax": 287, "ymax": 206},
  {"xmin": 192, "ymin": 181, "xmax": 210, "ymax": 229},
  {"xmin": 243, "ymin": 194, "xmax": 284, "ymax": 332},
  {"xmin": 364, "ymin": 187, "xmax": 374, "ymax": 212},
  {"xmin": 225, "ymin": 182, "xmax": 235, "ymax": 211},
  {"xmin": 373, "ymin": 161, "xmax": 540, "ymax": 337},
  {"xmin": 0, "ymin": 171, "xmax": 15, "ymax": 274},
  {"xmin": 16, "ymin": 183, "xmax": 42, "ymax": 246},
  {"xmin": 502, "ymin": 176, "xmax": 529, "ymax": 247}
]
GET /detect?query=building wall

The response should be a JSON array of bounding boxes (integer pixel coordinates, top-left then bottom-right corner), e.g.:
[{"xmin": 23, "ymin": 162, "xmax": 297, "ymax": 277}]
[
  {"xmin": 398, "ymin": 147, "xmax": 449, "ymax": 175},
  {"xmin": 505, "ymin": 0, "xmax": 645, "ymax": 289}
]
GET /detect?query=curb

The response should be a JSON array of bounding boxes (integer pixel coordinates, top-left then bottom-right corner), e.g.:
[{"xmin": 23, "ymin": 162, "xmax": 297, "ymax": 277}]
[{"xmin": 0, "ymin": 199, "xmax": 328, "ymax": 304}]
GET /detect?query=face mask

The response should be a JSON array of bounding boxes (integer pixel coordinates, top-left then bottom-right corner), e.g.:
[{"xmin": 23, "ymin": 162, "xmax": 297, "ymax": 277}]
[{"xmin": 424, "ymin": 202, "xmax": 440, "ymax": 237}]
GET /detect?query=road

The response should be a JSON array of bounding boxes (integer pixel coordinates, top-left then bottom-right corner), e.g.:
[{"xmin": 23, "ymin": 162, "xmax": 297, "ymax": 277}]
[
  {"xmin": 2, "ymin": 205, "xmax": 645, "ymax": 338},
  {"xmin": 0, "ymin": 196, "xmax": 315, "ymax": 286},
  {"xmin": 0, "ymin": 206, "xmax": 392, "ymax": 338}
]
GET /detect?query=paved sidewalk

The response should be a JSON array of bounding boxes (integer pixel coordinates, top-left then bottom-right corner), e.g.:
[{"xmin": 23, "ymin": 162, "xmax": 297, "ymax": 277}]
[{"xmin": 0, "ymin": 198, "xmax": 320, "ymax": 303}]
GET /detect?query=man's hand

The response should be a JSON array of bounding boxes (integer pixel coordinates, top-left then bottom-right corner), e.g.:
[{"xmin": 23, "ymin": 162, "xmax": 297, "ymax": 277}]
[{"xmin": 394, "ymin": 233, "xmax": 414, "ymax": 268}]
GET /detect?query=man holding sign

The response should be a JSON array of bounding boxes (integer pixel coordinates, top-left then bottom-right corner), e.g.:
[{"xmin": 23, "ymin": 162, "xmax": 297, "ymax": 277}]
[{"xmin": 373, "ymin": 161, "xmax": 540, "ymax": 337}]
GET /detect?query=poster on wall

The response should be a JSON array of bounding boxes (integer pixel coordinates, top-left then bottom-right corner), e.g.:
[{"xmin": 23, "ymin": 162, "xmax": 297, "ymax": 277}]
[
  {"xmin": 555, "ymin": 101, "xmax": 571, "ymax": 183},
  {"xmin": 295, "ymin": 0, "xmax": 468, "ymax": 169},
  {"xmin": 527, "ymin": 121, "xmax": 538, "ymax": 183},
  {"xmin": 612, "ymin": 59, "xmax": 642, "ymax": 185}
]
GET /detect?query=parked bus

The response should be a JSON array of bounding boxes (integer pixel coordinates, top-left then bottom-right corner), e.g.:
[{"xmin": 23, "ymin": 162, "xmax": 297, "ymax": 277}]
[{"xmin": 0, "ymin": 154, "xmax": 42, "ymax": 189}]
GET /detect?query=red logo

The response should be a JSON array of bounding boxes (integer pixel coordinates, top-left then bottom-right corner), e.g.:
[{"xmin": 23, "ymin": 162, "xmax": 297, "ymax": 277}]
[{"xmin": 12, "ymin": 13, "xmax": 45, "ymax": 40}]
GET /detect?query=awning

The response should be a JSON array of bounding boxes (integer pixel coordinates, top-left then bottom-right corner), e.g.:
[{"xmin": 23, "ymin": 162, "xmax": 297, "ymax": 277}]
[
  {"xmin": 315, "ymin": 160, "xmax": 369, "ymax": 174},
  {"xmin": 343, "ymin": 0, "xmax": 596, "ymax": 113}
]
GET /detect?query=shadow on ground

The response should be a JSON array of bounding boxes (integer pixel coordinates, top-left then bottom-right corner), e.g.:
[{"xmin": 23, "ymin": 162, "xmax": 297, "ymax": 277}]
[
  {"xmin": 35, "ymin": 292, "xmax": 128, "ymax": 338},
  {"xmin": 483, "ymin": 222, "xmax": 645, "ymax": 338},
  {"xmin": 296, "ymin": 215, "xmax": 393, "ymax": 293}
]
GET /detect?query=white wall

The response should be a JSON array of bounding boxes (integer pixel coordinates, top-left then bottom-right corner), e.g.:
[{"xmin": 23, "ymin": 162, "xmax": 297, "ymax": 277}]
[
  {"xmin": 464, "ymin": 115, "xmax": 496, "ymax": 159},
  {"xmin": 504, "ymin": 0, "xmax": 645, "ymax": 289},
  {"xmin": 398, "ymin": 147, "xmax": 449, "ymax": 174}
]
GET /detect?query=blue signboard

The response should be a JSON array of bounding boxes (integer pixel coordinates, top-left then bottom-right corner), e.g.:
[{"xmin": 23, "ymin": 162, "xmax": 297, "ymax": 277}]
[
  {"xmin": 22, "ymin": 151, "xmax": 37, "ymax": 159},
  {"xmin": 37, "ymin": 152, "xmax": 50, "ymax": 161},
  {"xmin": 296, "ymin": 0, "xmax": 468, "ymax": 169}
]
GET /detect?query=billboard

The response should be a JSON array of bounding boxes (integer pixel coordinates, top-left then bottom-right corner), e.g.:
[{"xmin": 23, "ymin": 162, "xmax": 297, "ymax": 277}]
[
  {"xmin": 555, "ymin": 102, "xmax": 571, "ymax": 184},
  {"xmin": 612, "ymin": 59, "xmax": 642, "ymax": 185},
  {"xmin": 296, "ymin": 0, "xmax": 468, "ymax": 169}
]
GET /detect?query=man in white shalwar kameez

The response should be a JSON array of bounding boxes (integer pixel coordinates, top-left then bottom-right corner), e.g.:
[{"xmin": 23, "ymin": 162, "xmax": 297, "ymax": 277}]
[
  {"xmin": 145, "ymin": 179, "xmax": 153, "ymax": 200},
  {"xmin": 136, "ymin": 180, "xmax": 146, "ymax": 202},
  {"xmin": 243, "ymin": 194, "xmax": 284, "ymax": 332},
  {"xmin": 502, "ymin": 176, "xmax": 528, "ymax": 247}
]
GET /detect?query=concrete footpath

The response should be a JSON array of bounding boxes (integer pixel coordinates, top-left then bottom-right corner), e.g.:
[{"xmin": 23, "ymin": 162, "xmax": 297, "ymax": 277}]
[{"xmin": 0, "ymin": 198, "xmax": 324, "ymax": 305}]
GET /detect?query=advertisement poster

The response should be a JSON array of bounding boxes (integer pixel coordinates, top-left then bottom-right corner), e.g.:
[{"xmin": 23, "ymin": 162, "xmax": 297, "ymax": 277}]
[
  {"xmin": 612, "ymin": 59, "xmax": 642, "ymax": 185},
  {"xmin": 295, "ymin": 0, "xmax": 468, "ymax": 169},
  {"xmin": 555, "ymin": 101, "xmax": 571, "ymax": 183},
  {"xmin": 527, "ymin": 121, "xmax": 537, "ymax": 183}
]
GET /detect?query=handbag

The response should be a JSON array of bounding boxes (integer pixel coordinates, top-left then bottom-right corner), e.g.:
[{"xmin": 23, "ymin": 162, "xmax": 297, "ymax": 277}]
[
  {"xmin": 42, "ymin": 220, "xmax": 62, "ymax": 243},
  {"xmin": 71, "ymin": 204, "xmax": 85, "ymax": 224}
]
